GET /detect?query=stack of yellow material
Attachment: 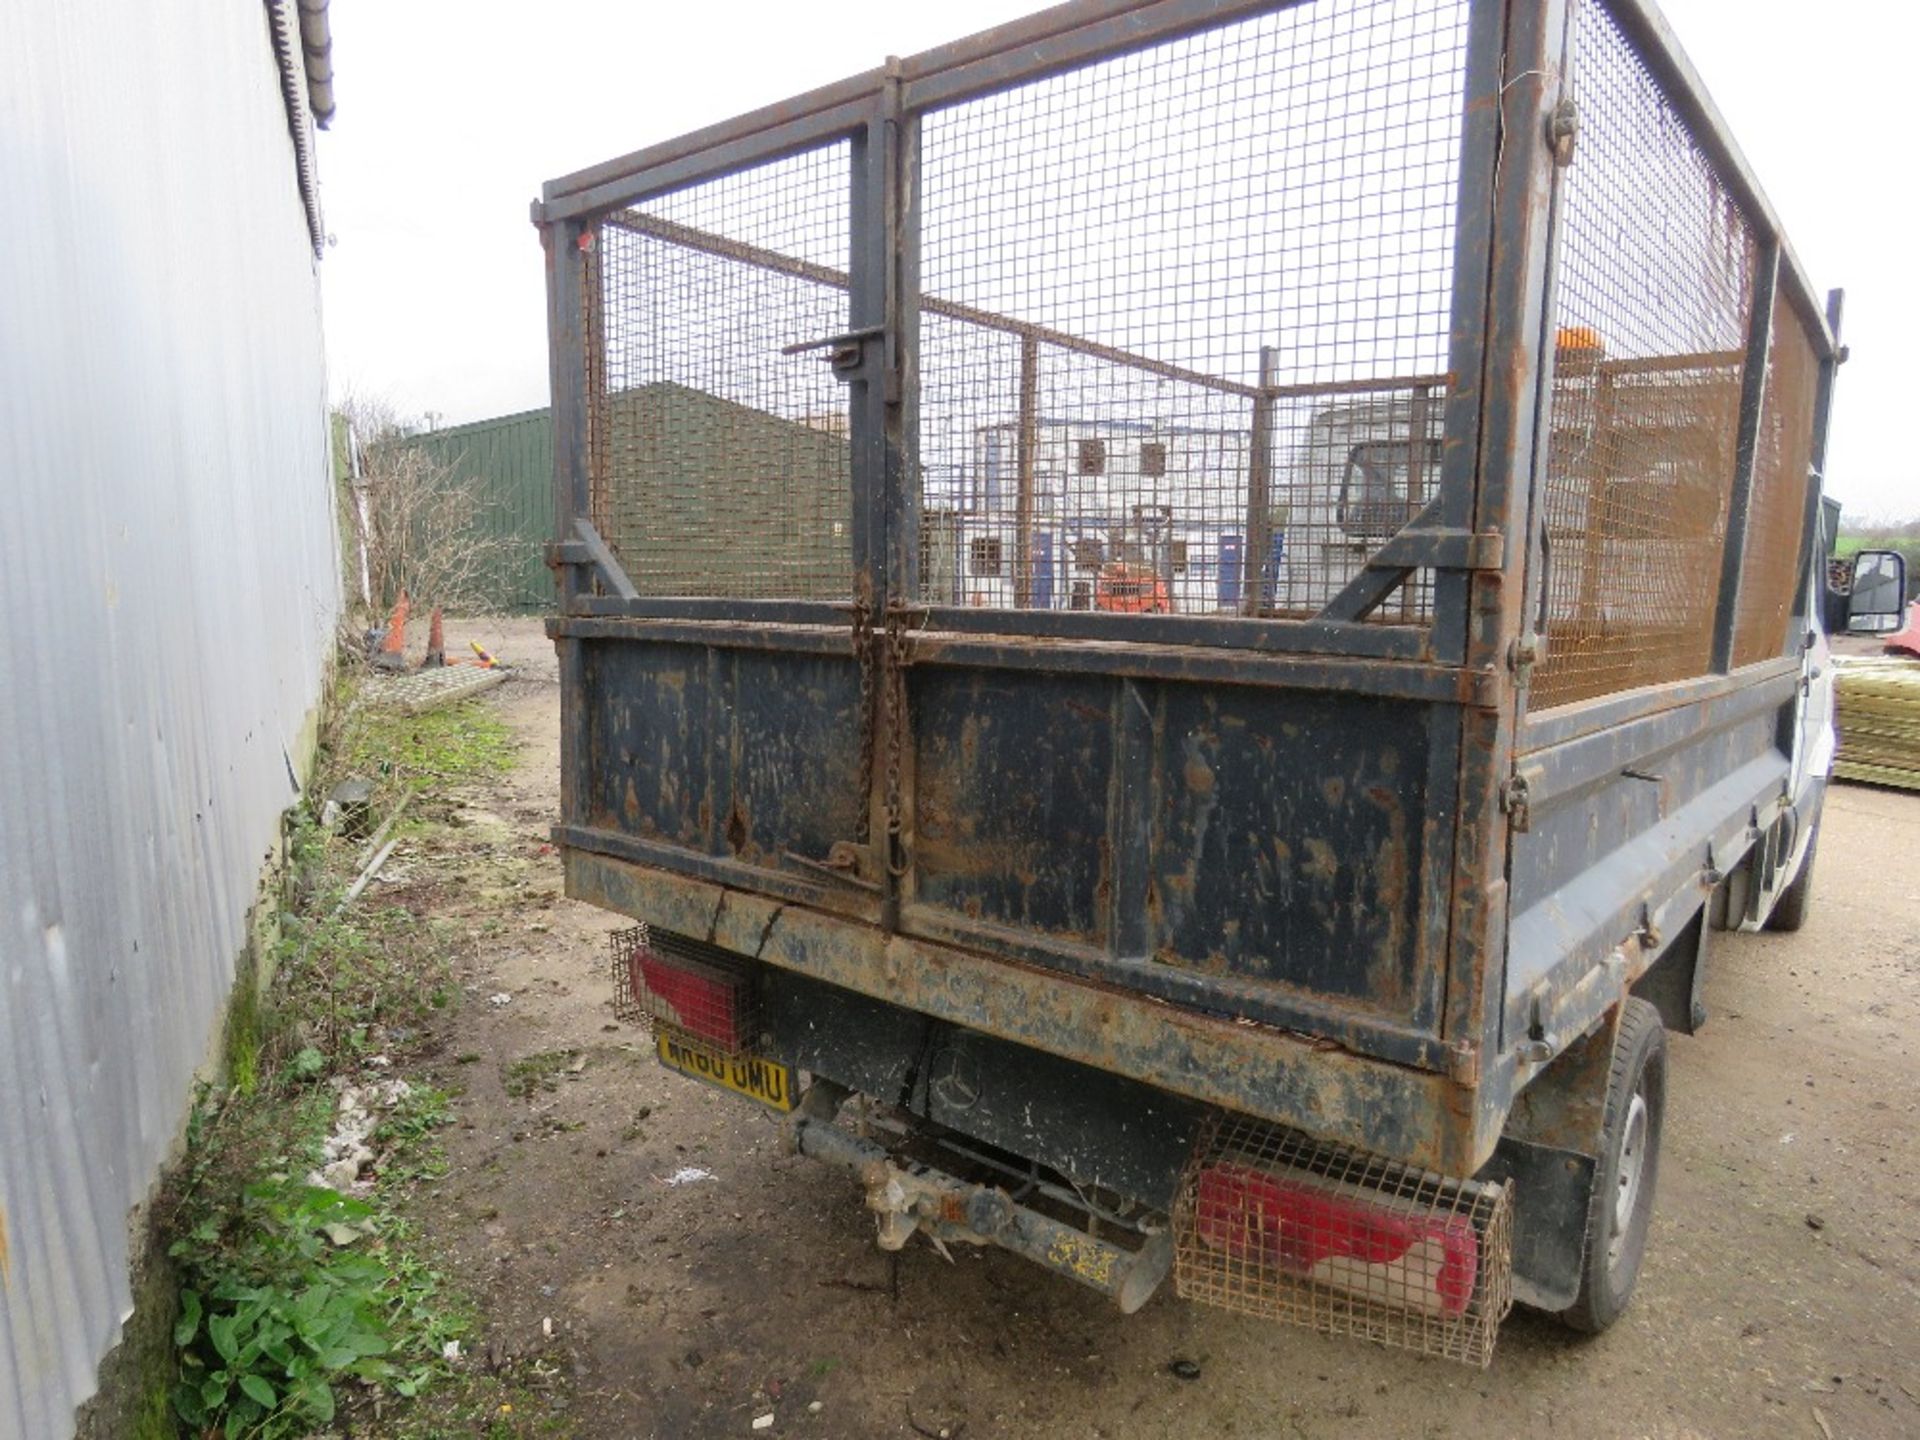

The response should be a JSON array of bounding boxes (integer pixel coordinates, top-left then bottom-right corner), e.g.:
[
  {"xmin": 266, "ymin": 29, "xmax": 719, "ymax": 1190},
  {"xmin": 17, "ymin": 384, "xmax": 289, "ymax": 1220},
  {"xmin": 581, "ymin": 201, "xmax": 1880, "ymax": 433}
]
[{"xmin": 1834, "ymin": 656, "xmax": 1920, "ymax": 791}]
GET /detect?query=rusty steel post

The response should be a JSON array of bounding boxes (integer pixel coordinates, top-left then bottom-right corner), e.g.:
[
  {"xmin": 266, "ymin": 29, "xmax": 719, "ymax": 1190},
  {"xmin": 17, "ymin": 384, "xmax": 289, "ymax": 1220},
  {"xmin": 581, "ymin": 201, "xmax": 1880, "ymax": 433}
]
[
  {"xmin": 1440, "ymin": 0, "xmax": 1572, "ymax": 1148},
  {"xmin": 1014, "ymin": 333, "xmax": 1040, "ymax": 609},
  {"xmin": 1241, "ymin": 345, "xmax": 1278, "ymax": 615},
  {"xmin": 1712, "ymin": 242, "xmax": 1781, "ymax": 672}
]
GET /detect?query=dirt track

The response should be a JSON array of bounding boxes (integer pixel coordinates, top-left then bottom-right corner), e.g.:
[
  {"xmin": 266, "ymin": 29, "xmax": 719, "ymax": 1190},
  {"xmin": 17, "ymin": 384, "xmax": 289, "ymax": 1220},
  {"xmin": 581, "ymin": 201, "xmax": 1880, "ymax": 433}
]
[{"xmin": 415, "ymin": 617, "xmax": 1920, "ymax": 1440}]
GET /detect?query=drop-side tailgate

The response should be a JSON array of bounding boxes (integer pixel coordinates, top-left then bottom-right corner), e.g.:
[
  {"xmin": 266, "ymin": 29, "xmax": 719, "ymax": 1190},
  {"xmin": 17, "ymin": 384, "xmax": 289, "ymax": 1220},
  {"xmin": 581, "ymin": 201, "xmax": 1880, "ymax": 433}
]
[{"xmin": 553, "ymin": 621, "xmax": 1470, "ymax": 1076}]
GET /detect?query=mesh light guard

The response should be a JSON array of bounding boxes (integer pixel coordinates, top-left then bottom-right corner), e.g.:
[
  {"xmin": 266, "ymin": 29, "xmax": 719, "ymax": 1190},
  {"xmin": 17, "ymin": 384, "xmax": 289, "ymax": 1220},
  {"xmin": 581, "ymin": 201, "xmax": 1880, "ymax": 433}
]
[
  {"xmin": 1173, "ymin": 1113, "xmax": 1513, "ymax": 1366},
  {"xmin": 608, "ymin": 923, "xmax": 763, "ymax": 1057}
]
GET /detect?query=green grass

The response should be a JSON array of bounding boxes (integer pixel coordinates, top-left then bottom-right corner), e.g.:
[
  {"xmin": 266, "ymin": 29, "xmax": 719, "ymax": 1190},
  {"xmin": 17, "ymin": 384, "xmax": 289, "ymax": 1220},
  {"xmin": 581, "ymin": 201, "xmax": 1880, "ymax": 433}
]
[
  {"xmin": 374, "ymin": 1087, "xmax": 456, "ymax": 1188},
  {"xmin": 1837, "ymin": 529, "xmax": 1920, "ymax": 570},
  {"xmin": 503, "ymin": 1049, "xmax": 581, "ymax": 1099},
  {"xmin": 334, "ymin": 698, "xmax": 516, "ymax": 806},
  {"xmin": 149, "ymin": 674, "xmax": 525, "ymax": 1438},
  {"xmin": 385, "ymin": 1366, "xmax": 576, "ymax": 1440},
  {"xmin": 161, "ymin": 1074, "xmax": 464, "ymax": 1439}
]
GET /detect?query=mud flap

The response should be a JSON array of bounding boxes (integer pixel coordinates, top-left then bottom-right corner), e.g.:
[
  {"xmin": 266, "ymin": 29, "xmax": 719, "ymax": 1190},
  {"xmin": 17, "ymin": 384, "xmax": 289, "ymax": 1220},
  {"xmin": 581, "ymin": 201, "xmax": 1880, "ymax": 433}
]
[{"xmin": 1475, "ymin": 1136, "xmax": 1596, "ymax": 1312}]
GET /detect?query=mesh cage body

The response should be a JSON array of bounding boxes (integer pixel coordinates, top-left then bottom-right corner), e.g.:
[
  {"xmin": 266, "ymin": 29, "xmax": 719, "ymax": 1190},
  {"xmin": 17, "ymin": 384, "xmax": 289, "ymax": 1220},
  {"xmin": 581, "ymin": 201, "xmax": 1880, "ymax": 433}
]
[
  {"xmin": 1532, "ymin": 0, "xmax": 1758, "ymax": 709},
  {"xmin": 915, "ymin": 0, "xmax": 1468, "ymax": 623},
  {"xmin": 1173, "ymin": 1114, "xmax": 1513, "ymax": 1366},
  {"xmin": 569, "ymin": 0, "xmax": 1830, "ymax": 666},
  {"xmin": 590, "ymin": 146, "xmax": 854, "ymax": 602},
  {"xmin": 609, "ymin": 924, "xmax": 763, "ymax": 1057}
]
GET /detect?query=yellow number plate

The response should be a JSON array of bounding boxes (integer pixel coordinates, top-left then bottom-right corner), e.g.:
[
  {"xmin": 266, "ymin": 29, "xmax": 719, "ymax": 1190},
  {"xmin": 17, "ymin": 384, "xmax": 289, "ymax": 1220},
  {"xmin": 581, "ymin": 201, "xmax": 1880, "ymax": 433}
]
[{"xmin": 656, "ymin": 1030, "xmax": 796, "ymax": 1113}]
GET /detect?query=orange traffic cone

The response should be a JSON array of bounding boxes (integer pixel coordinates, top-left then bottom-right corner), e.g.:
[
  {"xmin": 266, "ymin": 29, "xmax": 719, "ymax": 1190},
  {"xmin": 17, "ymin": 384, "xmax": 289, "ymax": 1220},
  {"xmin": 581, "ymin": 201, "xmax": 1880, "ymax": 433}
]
[
  {"xmin": 373, "ymin": 590, "xmax": 410, "ymax": 671},
  {"xmin": 423, "ymin": 607, "xmax": 446, "ymax": 668}
]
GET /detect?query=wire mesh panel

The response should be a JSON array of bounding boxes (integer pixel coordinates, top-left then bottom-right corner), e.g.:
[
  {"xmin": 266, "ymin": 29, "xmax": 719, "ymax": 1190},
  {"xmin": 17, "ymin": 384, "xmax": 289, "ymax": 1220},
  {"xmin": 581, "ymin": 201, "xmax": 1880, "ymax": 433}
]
[
  {"xmin": 1530, "ymin": 0, "xmax": 1757, "ymax": 709},
  {"xmin": 915, "ymin": 0, "xmax": 1469, "ymax": 622},
  {"xmin": 590, "ymin": 145, "xmax": 854, "ymax": 601},
  {"xmin": 609, "ymin": 923, "xmax": 764, "ymax": 1056},
  {"xmin": 1172, "ymin": 1114, "xmax": 1513, "ymax": 1365},
  {"xmin": 1731, "ymin": 292, "xmax": 1820, "ymax": 668}
]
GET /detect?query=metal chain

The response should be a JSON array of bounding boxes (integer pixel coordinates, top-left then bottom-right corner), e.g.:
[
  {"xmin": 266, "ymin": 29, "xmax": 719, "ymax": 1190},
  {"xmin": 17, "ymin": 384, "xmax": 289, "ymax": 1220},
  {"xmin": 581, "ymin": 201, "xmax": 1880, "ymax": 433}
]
[
  {"xmin": 851, "ymin": 598, "xmax": 876, "ymax": 845},
  {"xmin": 882, "ymin": 605, "xmax": 913, "ymax": 877}
]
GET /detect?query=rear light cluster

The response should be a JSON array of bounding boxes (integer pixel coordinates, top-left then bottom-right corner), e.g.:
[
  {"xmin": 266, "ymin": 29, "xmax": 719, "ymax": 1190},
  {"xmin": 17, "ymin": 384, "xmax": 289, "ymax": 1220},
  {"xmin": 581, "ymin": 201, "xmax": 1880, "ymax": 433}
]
[
  {"xmin": 608, "ymin": 923, "xmax": 761, "ymax": 1055},
  {"xmin": 1194, "ymin": 1164, "xmax": 1482, "ymax": 1316},
  {"xmin": 1172, "ymin": 1114, "xmax": 1513, "ymax": 1366}
]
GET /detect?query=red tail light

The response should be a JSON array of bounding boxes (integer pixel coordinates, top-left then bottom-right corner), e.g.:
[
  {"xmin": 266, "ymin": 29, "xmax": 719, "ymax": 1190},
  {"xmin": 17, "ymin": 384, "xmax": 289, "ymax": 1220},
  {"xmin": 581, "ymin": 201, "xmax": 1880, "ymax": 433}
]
[
  {"xmin": 1195, "ymin": 1161, "xmax": 1480, "ymax": 1316},
  {"xmin": 630, "ymin": 945, "xmax": 753, "ymax": 1053}
]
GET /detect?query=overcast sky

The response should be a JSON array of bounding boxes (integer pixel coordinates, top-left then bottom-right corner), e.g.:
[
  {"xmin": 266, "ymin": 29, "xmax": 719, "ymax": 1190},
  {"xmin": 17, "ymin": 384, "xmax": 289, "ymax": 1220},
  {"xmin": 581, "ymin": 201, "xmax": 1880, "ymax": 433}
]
[{"xmin": 316, "ymin": 0, "xmax": 1918, "ymax": 521}]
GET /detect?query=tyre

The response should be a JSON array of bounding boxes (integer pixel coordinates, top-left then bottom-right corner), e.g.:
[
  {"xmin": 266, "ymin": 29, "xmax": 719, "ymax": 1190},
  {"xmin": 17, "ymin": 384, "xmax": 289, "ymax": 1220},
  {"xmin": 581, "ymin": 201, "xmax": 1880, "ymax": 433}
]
[
  {"xmin": 1764, "ymin": 818, "xmax": 1820, "ymax": 933},
  {"xmin": 1557, "ymin": 997, "xmax": 1667, "ymax": 1335}
]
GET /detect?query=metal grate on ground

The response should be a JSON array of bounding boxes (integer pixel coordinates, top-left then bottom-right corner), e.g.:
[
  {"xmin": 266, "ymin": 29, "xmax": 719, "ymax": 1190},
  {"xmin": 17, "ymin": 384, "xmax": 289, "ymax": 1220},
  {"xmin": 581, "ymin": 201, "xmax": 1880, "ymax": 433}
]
[
  {"xmin": 1530, "ymin": 0, "xmax": 1756, "ymax": 709},
  {"xmin": 1172, "ymin": 1113, "xmax": 1512, "ymax": 1366},
  {"xmin": 590, "ymin": 145, "xmax": 854, "ymax": 602},
  {"xmin": 356, "ymin": 664, "xmax": 508, "ymax": 714},
  {"xmin": 915, "ymin": 0, "xmax": 1467, "ymax": 622}
]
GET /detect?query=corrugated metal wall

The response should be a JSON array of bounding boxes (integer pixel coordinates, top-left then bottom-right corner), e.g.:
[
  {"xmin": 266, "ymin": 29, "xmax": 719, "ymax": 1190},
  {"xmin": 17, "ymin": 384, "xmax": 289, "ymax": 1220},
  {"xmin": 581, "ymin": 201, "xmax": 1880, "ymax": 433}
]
[
  {"xmin": 388, "ymin": 409, "xmax": 555, "ymax": 612},
  {"xmin": 0, "ymin": 1, "xmax": 341, "ymax": 1435}
]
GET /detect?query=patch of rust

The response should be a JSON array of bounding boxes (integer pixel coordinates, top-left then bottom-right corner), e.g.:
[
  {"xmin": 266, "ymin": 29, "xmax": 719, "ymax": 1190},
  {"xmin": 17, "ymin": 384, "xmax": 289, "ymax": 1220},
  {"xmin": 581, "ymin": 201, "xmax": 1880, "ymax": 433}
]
[
  {"xmin": 571, "ymin": 849, "xmax": 1479, "ymax": 1170},
  {"xmin": 1183, "ymin": 754, "xmax": 1217, "ymax": 796},
  {"xmin": 1365, "ymin": 788, "xmax": 1413, "ymax": 1005},
  {"xmin": 958, "ymin": 712, "xmax": 987, "ymax": 769},
  {"xmin": 1301, "ymin": 837, "xmax": 1339, "ymax": 883}
]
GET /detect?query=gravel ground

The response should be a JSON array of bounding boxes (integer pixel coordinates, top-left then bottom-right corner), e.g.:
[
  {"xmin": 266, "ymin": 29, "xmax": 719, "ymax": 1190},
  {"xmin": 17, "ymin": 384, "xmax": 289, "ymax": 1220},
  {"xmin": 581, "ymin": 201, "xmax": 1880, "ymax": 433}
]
[{"xmin": 412, "ymin": 617, "xmax": 1920, "ymax": 1440}]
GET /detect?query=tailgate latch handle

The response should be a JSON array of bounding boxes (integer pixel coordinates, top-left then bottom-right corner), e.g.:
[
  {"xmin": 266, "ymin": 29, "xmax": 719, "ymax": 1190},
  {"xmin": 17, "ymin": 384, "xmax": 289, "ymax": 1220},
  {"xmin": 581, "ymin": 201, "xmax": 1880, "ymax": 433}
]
[
  {"xmin": 784, "ymin": 842, "xmax": 880, "ymax": 892},
  {"xmin": 783, "ymin": 324, "xmax": 886, "ymax": 381}
]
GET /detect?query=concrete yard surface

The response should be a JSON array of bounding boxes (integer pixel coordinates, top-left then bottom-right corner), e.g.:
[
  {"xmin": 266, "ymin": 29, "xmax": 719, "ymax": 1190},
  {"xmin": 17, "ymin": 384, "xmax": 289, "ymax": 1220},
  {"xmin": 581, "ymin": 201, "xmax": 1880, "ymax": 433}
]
[{"xmin": 412, "ymin": 616, "xmax": 1920, "ymax": 1439}]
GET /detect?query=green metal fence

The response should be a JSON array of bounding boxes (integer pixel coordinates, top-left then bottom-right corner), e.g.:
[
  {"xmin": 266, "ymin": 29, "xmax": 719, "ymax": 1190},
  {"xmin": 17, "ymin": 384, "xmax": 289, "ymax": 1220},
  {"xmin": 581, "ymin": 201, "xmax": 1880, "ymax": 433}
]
[{"xmin": 391, "ymin": 407, "xmax": 554, "ymax": 613}]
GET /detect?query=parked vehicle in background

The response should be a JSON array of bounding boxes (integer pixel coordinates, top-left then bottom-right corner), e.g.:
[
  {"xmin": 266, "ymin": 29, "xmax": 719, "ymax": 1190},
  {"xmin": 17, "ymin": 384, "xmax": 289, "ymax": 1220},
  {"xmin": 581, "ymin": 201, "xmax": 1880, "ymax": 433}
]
[{"xmin": 535, "ymin": 0, "xmax": 1904, "ymax": 1365}]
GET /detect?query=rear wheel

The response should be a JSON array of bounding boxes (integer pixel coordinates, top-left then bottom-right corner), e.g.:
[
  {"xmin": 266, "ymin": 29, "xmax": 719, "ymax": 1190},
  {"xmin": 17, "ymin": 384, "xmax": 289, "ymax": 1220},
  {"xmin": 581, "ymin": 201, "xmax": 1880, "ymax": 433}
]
[
  {"xmin": 1558, "ymin": 997, "xmax": 1667, "ymax": 1335},
  {"xmin": 1764, "ymin": 817, "xmax": 1820, "ymax": 933}
]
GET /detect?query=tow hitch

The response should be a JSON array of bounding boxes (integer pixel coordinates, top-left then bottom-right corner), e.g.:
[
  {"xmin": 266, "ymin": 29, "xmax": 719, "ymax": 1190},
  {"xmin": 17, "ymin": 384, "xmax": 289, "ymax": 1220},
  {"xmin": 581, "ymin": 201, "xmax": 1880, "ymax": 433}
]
[{"xmin": 787, "ymin": 1085, "xmax": 1174, "ymax": 1314}]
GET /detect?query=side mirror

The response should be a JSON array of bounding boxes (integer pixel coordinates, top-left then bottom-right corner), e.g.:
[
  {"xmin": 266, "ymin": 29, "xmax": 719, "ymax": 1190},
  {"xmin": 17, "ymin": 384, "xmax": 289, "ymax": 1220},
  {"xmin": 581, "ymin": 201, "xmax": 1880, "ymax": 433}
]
[{"xmin": 1847, "ymin": 549, "xmax": 1908, "ymax": 633}]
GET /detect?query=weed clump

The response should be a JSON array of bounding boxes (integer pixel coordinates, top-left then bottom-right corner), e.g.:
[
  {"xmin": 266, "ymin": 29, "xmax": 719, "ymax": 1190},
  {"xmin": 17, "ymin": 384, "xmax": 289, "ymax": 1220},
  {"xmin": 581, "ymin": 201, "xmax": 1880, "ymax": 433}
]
[{"xmin": 154, "ymin": 681, "xmax": 507, "ymax": 1438}]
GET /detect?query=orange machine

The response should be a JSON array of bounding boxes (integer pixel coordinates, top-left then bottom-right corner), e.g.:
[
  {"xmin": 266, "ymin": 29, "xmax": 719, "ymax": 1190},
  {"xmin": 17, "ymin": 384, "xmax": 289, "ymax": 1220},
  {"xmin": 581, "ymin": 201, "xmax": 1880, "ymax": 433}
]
[{"xmin": 1093, "ymin": 561, "xmax": 1170, "ymax": 614}]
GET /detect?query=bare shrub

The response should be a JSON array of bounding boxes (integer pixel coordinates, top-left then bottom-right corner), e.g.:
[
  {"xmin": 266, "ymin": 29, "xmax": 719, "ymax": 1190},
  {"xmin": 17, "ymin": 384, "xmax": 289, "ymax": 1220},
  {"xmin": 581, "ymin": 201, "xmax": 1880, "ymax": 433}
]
[{"xmin": 336, "ymin": 394, "xmax": 520, "ymax": 618}]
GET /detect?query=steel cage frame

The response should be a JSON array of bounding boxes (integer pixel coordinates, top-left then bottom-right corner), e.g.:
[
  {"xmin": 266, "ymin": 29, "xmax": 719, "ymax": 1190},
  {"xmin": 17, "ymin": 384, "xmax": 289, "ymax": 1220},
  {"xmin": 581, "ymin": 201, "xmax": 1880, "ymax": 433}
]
[
  {"xmin": 535, "ymin": 0, "xmax": 1836, "ymax": 674},
  {"xmin": 538, "ymin": 0, "xmax": 1505, "ymax": 669},
  {"xmin": 1511, "ymin": 0, "xmax": 1842, "ymax": 748},
  {"xmin": 535, "ymin": 0, "xmax": 1841, "ymax": 1175}
]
